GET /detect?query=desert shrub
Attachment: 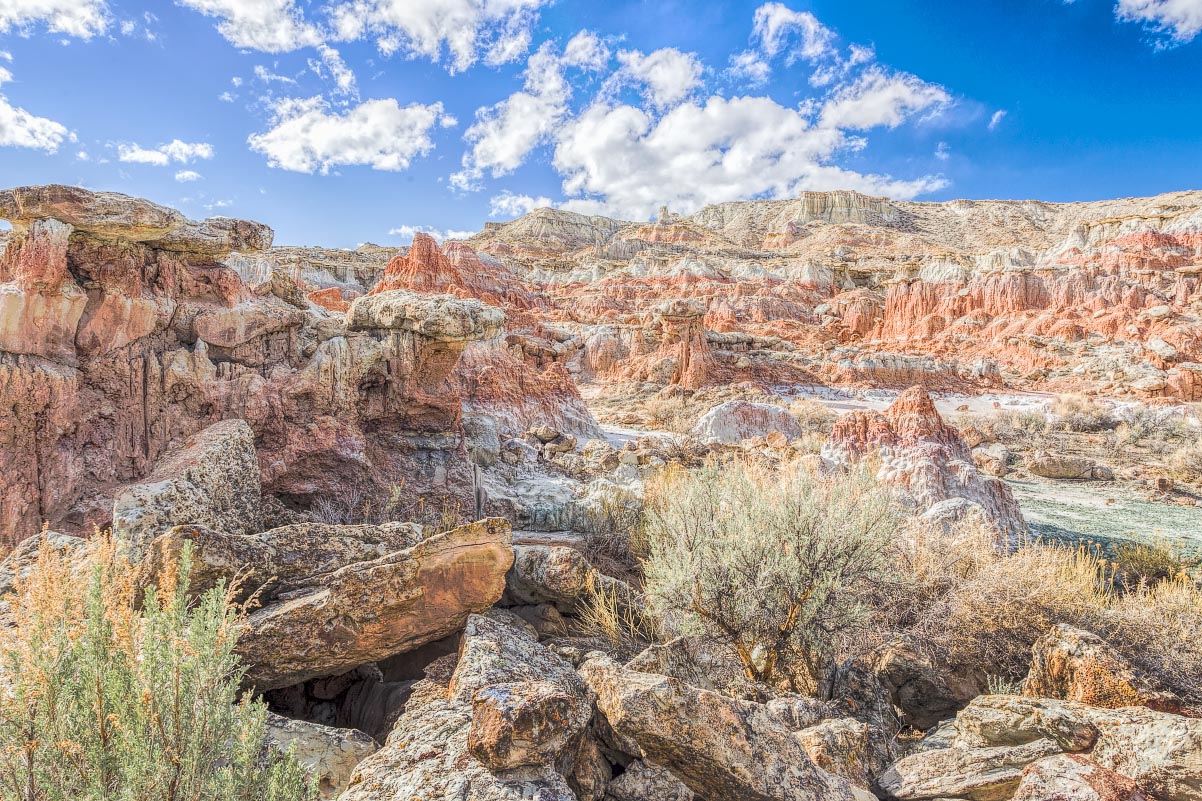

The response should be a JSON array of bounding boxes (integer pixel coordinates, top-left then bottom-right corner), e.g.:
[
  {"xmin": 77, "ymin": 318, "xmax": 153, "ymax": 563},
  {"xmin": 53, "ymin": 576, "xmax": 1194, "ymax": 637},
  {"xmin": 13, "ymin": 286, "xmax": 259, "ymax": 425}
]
[
  {"xmin": 1167, "ymin": 439, "xmax": 1202, "ymax": 482},
  {"xmin": 0, "ymin": 534, "xmax": 314, "ymax": 801},
  {"xmin": 642, "ymin": 394, "xmax": 694, "ymax": 434},
  {"xmin": 1111, "ymin": 539, "xmax": 1195, "ymax": 589},
  {"xmin": 310, "ymin": 482, "xmax": 466, "ymax": 532},
  {"xmin": 958, "ymin": 410, "xmax": 1047, "ymax": 445},
  {"xmin": 1050, "ymin": 394, "xmax": 1117, "ymax": 432},
  {"xmin": 642, "ymin": 460, "xmax": 901, "ymax": 691},
  {"xmin": 1105, "ymin": 576, "xmax": 1202, "ymax": 703},
  {"xmin": 788, "ymin": 398, "xmax": 838, "ymax": 434},
  {"xmin": 576, "ymin": 483, "xmax": 646, "ymax": 580},
  {"xmin": 577, "ymin": 574, "xmax": 658, "ymax": 658}
]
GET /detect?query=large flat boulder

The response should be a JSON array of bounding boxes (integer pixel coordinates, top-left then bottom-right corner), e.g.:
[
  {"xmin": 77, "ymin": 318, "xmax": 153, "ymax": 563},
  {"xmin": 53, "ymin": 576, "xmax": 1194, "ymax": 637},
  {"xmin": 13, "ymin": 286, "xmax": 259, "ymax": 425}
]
[
  {"xmin": 1012, "ymin": 754, "xmax": 1147, "ymax": 801},
  {"xmin": 579, "ymin": 654, "xmax": 860, "ymax": 801},
  {"xmin": 263, "ymin": 713, "xmax": 376, "ymax": 799},
  {"xmin": 691, "ymin": 400, "xmax": 803, "ymax": 445},
  {"xmin": 240, "ymin": 519, "xmax": 515, "ymax": 690},
  {"xmin": 877, "ymin": 738, "xmax": 1061, "ymax": 800},
  {"xmin": 346, "ymin": 289, "xmax": 505, "ymax": 341}
]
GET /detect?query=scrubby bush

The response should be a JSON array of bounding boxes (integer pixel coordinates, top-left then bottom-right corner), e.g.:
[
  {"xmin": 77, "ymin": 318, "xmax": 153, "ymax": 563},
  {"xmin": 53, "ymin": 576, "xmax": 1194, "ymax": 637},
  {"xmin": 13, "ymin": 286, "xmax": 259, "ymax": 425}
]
[
  {"xmin": 1051, "ymin": 394, "xmax": 1117, "ymax": 432},
  {"xmin": 0, "ymin": 534, "xmax": 314, "ymax": 801},
  {"xmin": 788, "ymin": 398, "xmax": 838, "ymax": 434},
  {"xmin": 1167, "ymin": 439, "xmax": 1202, "ymax": 483},
  {"xmin": 641, "ymin": 460, "xmax": 901, "ymax": 691},
  {"xmin": 1111, "ymin": 539, "xmax": 1195, "ymax": 589},
  {"xmin": 957, "ymin": 409, "xmax": 1047, "ymax": 446},
  {"xmin": 642, "ymin": 394, "xmax": 695, "ymax": 434}
]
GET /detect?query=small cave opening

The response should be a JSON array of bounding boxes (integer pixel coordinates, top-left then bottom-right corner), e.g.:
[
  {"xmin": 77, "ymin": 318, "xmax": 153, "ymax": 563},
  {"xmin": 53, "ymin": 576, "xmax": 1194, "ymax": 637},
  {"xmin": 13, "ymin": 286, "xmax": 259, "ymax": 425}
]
[{"xmin": 261, "ymin": 634, "xmax": 460, "ymax": 742}]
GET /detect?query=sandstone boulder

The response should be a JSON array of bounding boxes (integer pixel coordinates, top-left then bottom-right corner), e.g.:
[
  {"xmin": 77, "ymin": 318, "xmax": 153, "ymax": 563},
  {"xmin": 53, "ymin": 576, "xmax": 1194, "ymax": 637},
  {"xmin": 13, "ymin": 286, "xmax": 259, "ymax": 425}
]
[
  {"xmin": 951, "ymin": 695, "xmax": 1100, "ymax": 752},
  {"xmin": 238, "ymin": 519, "xmax": 514, "ymax": 690},
  {"xmin": 1012, "ymin": 754, "xmax": 1148, "ymax": 801},
  {"xmin": 875, "ymin": 640, "xmax": 983, "ymax": 730},
  {"xmin": 1089, "ymin": 708, "xmax": 1202, "ymax": 801},
  {"xmin": 604, "ymin": 760, "xmax": 694, "ymax": 801},
  {"xmin": 877, "ymin": 738, "xmax": 1061, "ymax": 800},
  {"xmin": 794, "ymin": 717, "xmax": 886, "ymax": 791},
  {"xmin": 468, "ymin": 679, "xmax": 594, "ymax": 771},
  {"xmin": 1026, "ymin": 453, "xmax": 1109, "ymax": 480},
  {"xmin": 262, "ymin": 713, "xmax": 376, "ymax": 799},
  {"xmin": 340, "ymin": 612, "xmax": 589, "ymax": 801},
  {"xmin": 112, "ymin": 419, "xmax": 262, "ymax": 560},
  {"xmin": 1022, "ymin": 624, "xmax": 1181, "ymax": 712},
  {"xmin": 504, "ymin": 543, "xmax": 640, "ymax": 617},
  {"xmin": 346, "ymin": 289, "xmax": 505, "ymax": 341},
  {"xmin": 691, "ymin": 400, "xmax": 803, "ymax": 444},
  {"xmin": 579, "ymin": 654, "xmax": 861, "ymax": 801}
]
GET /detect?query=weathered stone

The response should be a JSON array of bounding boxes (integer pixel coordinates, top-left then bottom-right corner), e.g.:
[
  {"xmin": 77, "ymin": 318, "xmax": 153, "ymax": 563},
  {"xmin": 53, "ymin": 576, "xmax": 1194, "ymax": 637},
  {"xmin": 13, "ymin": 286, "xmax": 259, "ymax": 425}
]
[
  {"xmin": 468, "ymin": 680, "xmax": 594, "ymax": 770},
  {"xmin": 795, "ymin": 717, "xmax": 885, "ymax": 790},
  {"xmin": 604, "ymin": 760, "xmax": 694, "ymax": 801},
  {"xmin": 0, "ymin": 529, "xmax": 87, "ymax": 596},
  {"xmin": 262, "ymin": 713, "xmax": 376, "ymax": 799},
  {"xmin": 875, "ymin": 640, "xmax": 983, "ymax": 730},
  {"xmin": 341, "ymin": 613, "xmax": 587, "ymax": 801},
  {"xmin": 346, "ymin": 289, "xmax": 505, "ymax": 342},
  {"xmin": 952, "ymin": 695, "xmax": 1100, "ymax": 752},
  {"xmin": 1012, "ymin": 754, "xmax": 1148, "ymax": 801},
  {"xmin": 239, "ymin": 519, "xmax": 514, "ymax": 690},
  {"xmin": 579, "ymin": 654, "xmax": 860, "ymax": 801},
  {"xmin": 626, "ymin": 636, "xmax": 744, "ymax": 692},
  {"xmin": 1089, "ymin": 708, "xmax": 1202, "ymax": 801},
  {"xmin": 1027, "ymin": 453, "xmax": 1104, "ymax": 480},
  {"xmin": 1022, "ymin": 624, "xmax": 1181, "ymax": 712},
  {"xmin": 877, "ymin": 738, "xmax": 1062, "ymax": 801},
  {"xmin": 112, "ymin": 419, "xmax": 262, "ymax": 560},
  {"xmin": 691, "ymin": 400, "xmax": 803, "ymax": 444}
]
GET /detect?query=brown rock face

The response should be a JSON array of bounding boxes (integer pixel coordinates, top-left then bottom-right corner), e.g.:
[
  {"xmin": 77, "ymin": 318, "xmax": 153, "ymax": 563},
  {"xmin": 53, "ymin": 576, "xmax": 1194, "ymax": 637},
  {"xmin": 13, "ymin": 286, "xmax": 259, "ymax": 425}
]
[{"xmin": 0, "ymin": 186, "xmax": 534, "ymax": 542}]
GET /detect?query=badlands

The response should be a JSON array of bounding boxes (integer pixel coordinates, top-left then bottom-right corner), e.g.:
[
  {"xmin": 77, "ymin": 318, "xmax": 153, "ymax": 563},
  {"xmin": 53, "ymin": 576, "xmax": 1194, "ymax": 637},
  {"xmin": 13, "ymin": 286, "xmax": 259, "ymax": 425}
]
[{"xmin": 1, "ymin": 183, "xmax": 1201, "ymax": 800}]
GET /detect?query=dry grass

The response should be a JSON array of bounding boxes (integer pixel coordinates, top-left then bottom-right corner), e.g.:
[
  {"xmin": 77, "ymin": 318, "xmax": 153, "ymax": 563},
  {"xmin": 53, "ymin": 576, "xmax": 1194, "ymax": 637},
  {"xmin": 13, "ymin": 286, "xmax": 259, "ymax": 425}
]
[
  {"xmin": 310, "ymin": 482, "xmax": 467, "ymax": 533},
  {"xmin": 1167, "ymin": 439, "xmax": 1202, "ymax": 483},
  {"xmin": 642, "ymin": 394, "xmax": 696, "ymax": 434},
  {"xmin": 788, "ymin": 398, "xmax": 838, "ymax": 434},
  {"xmin": 1050, "ymin": 394, "xmax": 1117, "ymax": 432}
]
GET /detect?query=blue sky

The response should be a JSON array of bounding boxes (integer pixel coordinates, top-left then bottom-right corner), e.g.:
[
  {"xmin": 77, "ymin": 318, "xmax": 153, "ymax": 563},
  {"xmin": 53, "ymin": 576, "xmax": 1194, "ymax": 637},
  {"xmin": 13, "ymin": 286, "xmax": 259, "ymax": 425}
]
[{"xmin": 1, "ymin": 0, "xmax": 1201, "ymax": 247}]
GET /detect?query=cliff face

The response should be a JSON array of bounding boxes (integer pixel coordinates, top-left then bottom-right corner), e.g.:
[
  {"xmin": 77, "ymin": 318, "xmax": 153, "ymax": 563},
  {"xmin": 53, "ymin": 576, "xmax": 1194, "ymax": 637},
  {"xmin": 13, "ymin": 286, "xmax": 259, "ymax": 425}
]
[
  {"xmin": 468, "ymin": 190, "xmax": 1202, "ymax": 399},
  {"xmin": 0, "ymin": 186, "xmax": 596, "ymax": 543}
]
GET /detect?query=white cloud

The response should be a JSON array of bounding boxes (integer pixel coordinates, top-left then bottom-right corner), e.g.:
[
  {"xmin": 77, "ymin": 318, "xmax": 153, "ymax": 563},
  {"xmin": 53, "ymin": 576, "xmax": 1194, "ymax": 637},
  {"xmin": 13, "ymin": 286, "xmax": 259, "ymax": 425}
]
[
  {"xmin": 388, "ymin": 224, "xmax": 475, "ymax": 242},
  {"xmin": 219, "ymin": 91, "xmax": 236, "ymax": 102},
  {"xmin": 452, "ymin": 31, "xmax": 608, "ymax": 189},
  {"xmin": 0, "ymin": 67, "xmax": 11, "ymax": 85},
  {"xmin": 988, "ymin": 109, "xmax": 1007, "ymax": 131},
  {"xmin": 175, "ymin": 169, "xmax": 203, "ymax": 182},
  {"xmin": 552, "ymin": 96, "xmax": 947, "ymax": 221},
  {"xmin": 76, "ymin": 149, "xmax": 89, "ymax": 160},
  {"xmin": 310, "ymin": 44, "xmax": 358, "ymax": 98},
  {"xmin": 231, "ymin": 76, "xmax": 244, "ymax": 87},
  {"xmin": 205, "ymin": 199, "xmax": 233, "ymax": 211},
  {"xmin": 819, "ymin": 67, "xmax": 951, "ymax": 130},
  {"xmin": 752, "ymin": 2, "xmax": 836, "ymax": 61},
  {"xmin": 727, "ymin": 50, "xmax": 771, "ymax": 85},
  {"xmin": 0, "ymin": 91, "xmax": 72, "ymax": 152},
  {"xmin": 609, "ymin": 48, "xmax": 704, "ymax": 109},
  {"xmin": 328, "ymin": 0, "xmax": 552, "ymax": 73},
  {"xmin": 0, "ymin": 0, "xmax": 109, "ymax": 39},
  {"xmin": 248, "ymin": 95, "xmax": 452, "ymax": 173},
  {"xmin": 489, "ymin": 190, "xmax": 552, "ymax": 218},
  {"xmin": 1116, "ymin": 0, "xmax": 1202, "ymax": 42},
  {"xmin": 0, "ymin": 51, "xmax": 11, "ymax": 61},
  {"xmin": 935, "ymin": 141, "xmax": 950, "ymax": 161},
  {"xmin": 177, "ymin": 0, "xmax": 321, "ymax": 52},
  {"xmin": 254, "ymin": 64, "xmax": 295, "ymax": 83},
  {"xmin": 118, "ymin": 139, "xmax": 214, "ymax": 166}
]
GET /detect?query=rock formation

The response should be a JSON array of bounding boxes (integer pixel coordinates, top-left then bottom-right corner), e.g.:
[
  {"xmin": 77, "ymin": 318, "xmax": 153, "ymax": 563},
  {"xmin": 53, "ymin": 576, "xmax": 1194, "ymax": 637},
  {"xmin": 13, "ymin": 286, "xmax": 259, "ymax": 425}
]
[{"xmin": 824, "ymin": 387, "xmax": 1026, "ymax": 542}]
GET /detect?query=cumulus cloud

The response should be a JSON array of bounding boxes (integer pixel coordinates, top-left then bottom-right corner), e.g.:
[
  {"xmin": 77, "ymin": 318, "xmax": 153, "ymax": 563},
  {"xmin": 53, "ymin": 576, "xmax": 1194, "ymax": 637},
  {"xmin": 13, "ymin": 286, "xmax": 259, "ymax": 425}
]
[
  {"xmin": 819, "ymin": 67, "xmax": 951, "ymax": 130},
  {"xmin": 118, "ymin": 139, "xmax": 214, "ymax": 166},
  {"xmin": 727, "ymin": 50, "xmax": 772, "ymax": 85},
  {"xmin": 175, "ymin": 170, "xmax": 203, "ymax": 182},
  {"xmin": 608, "ymin": 48, "xmax": 704, "ymax": 109},
  {"xmin": 248, "ymin": 95, "xmax": 453, "ymax": 173},
  {"xmin": 489, "ymin": 190, "xmax": 552, "ymax": 218},
  {"xmin": 452, "ymin": 31, "xmax": 608, "ymax": 189},
  {"xmin": 552, "ymin": 96, "xmax": 947, "ymax": 221},
  {"xmin": 1116, "ymin": 0, "xmax": 1202, "ymax": 43},
  {"xmin": 0, "ymin": 0, "xmax": 109, "ymax": 39},
  {"xmin": 177, "ymin": 0, "xmax": 321, "ymax": 52},
  {"xmin": 388, "ymin": 224, "xmax": 475, "ymax": 242},
  {"xmin": 0, "ymin": 92, "xmax": 72, "ymax": 152},
  {"xmin": 752, "ymin": 1, "xmax": 835, "ymax": 60},
  {"xmin": 329, "ymin": 0, "xmax": 552, "ymax": 73}
]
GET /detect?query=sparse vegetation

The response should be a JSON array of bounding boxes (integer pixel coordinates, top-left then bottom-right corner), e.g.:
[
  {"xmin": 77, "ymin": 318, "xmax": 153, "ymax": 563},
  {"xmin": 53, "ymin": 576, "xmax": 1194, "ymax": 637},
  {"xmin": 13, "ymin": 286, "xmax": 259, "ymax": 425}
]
[
  {"xmin": 1111, "ymin": 539, "xmax": 1195, "ymax": 589},
  {"xmin": 642, "ymin": 394, "xmax": 695, "ymax": 434},
  {"xmin": 1168, "ymin": 439, "xmax": 1202, "ymax": 483},
  {"xmin": 788, "ymin": 398, "xmax": 838, "ymax": 434},
  {"xmin": 0, "ymin": 533, "xmax": 315, "ymax": 801},
  {"xmin": 642, "ymin": 460, "xmax": 901, "ymax": 692},
  {"xmin": 1050, "ymin": 394, "xmax": 1117, "ymax": 432}
]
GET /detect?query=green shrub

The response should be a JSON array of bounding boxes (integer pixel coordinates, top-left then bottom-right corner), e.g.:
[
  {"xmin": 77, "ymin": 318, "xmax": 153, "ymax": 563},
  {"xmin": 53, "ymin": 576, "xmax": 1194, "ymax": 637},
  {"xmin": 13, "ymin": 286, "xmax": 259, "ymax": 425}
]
[
  {"xmin": 0, "ymin": 535, "xmax": 314, "ymax": 801},
  {"xmin": 1111, "ymin": 540, "xmax": 1193, "ymax": 589},
  {"xmin": 642, "ymin": 460, "xmax": 900, "ymax": 692}
]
